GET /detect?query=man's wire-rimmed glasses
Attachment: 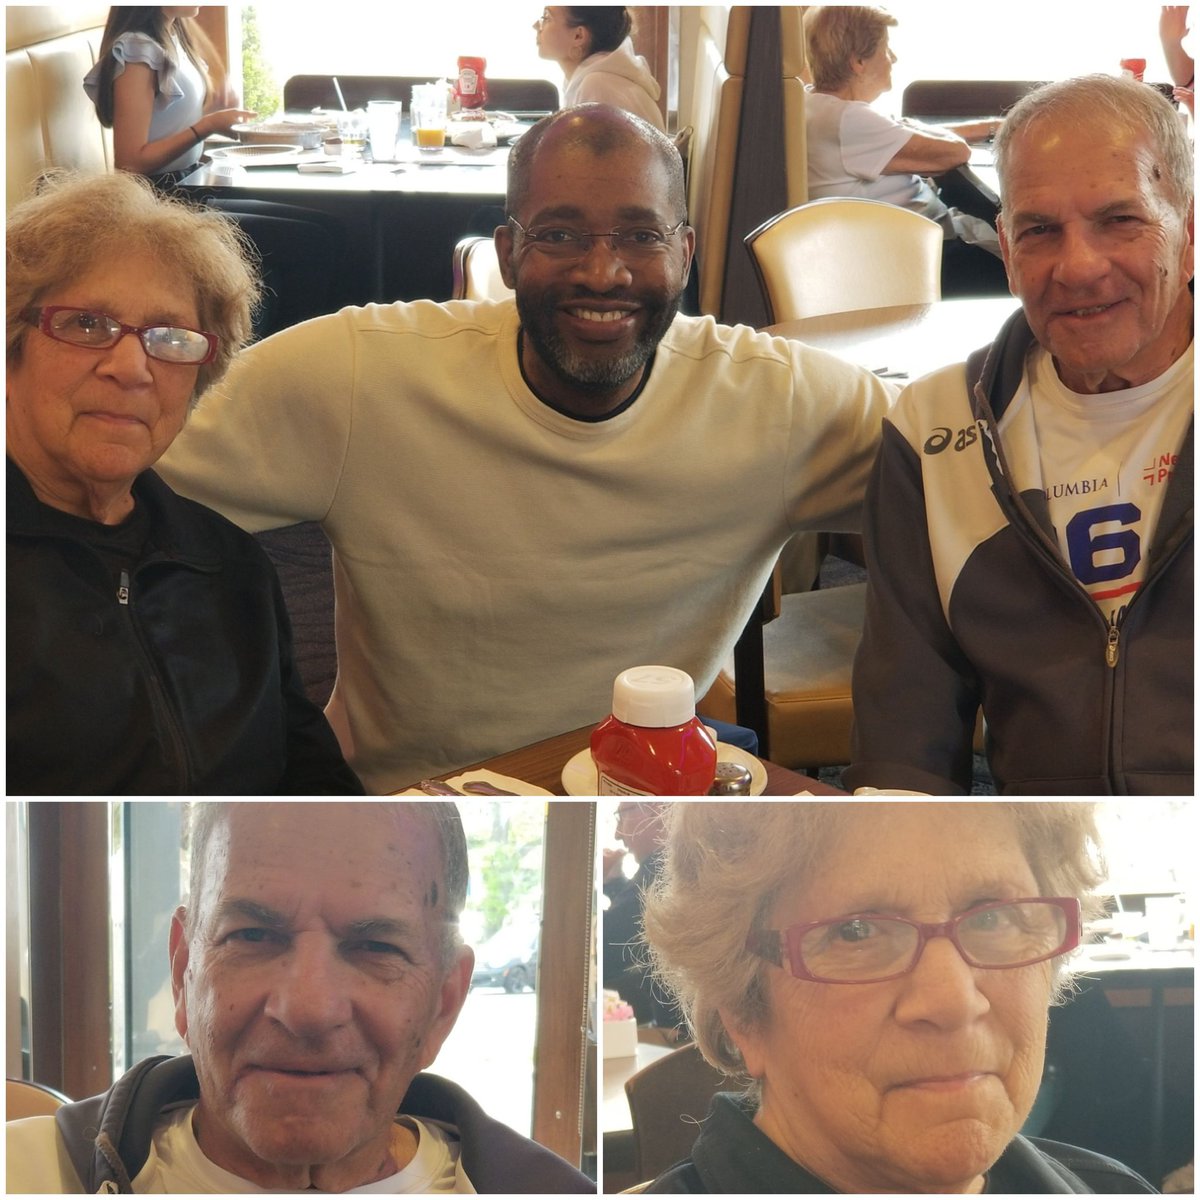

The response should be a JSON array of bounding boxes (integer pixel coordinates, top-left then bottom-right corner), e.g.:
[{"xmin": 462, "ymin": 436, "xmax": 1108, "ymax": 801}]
[
  {"xmin": 24, "ymin": 306, "xmax": 219, "ymax": 365},
  {"xmin": 747, "ymin": 897, "xmax": 1082, "ymax": 984},
  {"xmin": 508, "ymin": 217, "xmax": 687, "ymax": 262}
]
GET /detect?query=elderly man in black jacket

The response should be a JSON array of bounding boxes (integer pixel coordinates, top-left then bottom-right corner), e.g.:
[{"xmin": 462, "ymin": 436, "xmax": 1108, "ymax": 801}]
[{"xmin": 6, "ymin": 803, "xmax": 593, "ymax": 1194}]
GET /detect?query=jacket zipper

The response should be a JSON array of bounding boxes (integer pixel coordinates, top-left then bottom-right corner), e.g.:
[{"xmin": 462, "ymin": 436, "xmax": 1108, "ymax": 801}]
[
  {"xmin": 1105, "ymin": 624, "xmax": 1120, "ymax": 668},
  {"xmin": 118, "ymin": 570, "xmax": 193, "ymax": 792}
]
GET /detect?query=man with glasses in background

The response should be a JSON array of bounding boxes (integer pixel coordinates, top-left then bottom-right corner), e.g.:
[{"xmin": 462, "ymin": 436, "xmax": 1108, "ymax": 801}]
[
  {"xmin": 7, "ymin": 802, "xmax": 592, "ymax": 1193},
  {"xmin": 158, "ymin": 104, "xmax": 895, "ymax": 794}
]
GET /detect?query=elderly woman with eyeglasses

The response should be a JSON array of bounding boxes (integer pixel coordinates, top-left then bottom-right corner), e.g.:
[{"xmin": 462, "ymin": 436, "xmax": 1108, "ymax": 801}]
[
  {"xmin": 7, "ymin": 171, "xmax": 361, "ymax": 795},
  {"xmin": 639, "ymin": 802, "xmax": 1154, "ymax": 1194}
]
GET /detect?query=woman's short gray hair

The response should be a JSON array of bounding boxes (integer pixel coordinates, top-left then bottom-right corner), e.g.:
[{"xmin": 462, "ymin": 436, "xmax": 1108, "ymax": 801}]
[
  {"xmin": 643, "ymin": 802, "xmax": 1106, "ymax": 1084},
  {"xmin": 6, "ymin": 170, "xmax": 260, "ymax": 401},
  {"xmin": 804, "ymin": 6, "xmax": 897, "ymax": 93},
  {"xmin": 995, "ymin": 74, "xmax": 1194, "ymax": 210},
  {"xmin": 185, "ymin": 802, "xmax": 469, "ymax": 968}
]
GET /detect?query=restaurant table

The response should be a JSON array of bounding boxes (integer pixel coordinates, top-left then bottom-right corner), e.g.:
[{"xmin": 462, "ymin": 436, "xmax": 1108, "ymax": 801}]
[
  {"xmin": 767, "ymin": 294, "xmax": 1021, "ymax": 383},
  {"xmin": 179, "ymin": 124, "xmax": 516, "ymax": 304},
  {"xmin": 602, "ymin": 1039, "xmax": 676, "ymax": 1135},
  {"xmin": 425, "ymin": 723, "xmax": 846, "ymax": 795}
]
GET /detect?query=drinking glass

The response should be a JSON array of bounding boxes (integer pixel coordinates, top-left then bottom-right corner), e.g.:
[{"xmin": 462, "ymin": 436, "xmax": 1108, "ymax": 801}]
[
  {"xmin": 336, "ymin": 109, "xmax": 367, "ymax": 158},
  {"xmin": 412, "ymin": 83, "xmax": 449, "ymax": 151},
  {"xmin": 367, "ymin": 100, "xmax": 402, "ymax": 162}
]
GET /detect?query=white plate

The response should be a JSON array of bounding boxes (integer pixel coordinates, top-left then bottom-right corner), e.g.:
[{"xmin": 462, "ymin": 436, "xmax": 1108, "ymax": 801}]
[
  {"xmin": 232, "ymin": 122, "xmax": 326, "ymax": 149},
  {"xmin": 209, "ymin": 144, "xmax": 310, "ymax": 166},
  {"xmin": 561, "ymin": 741, "xmax": 767, "ymax": 796}
]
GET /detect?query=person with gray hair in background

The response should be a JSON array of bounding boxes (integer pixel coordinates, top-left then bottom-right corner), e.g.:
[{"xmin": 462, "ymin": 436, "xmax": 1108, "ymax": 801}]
[
  {"xmin": 846, "ymin": 73, "xmax": 1193, "ymax": 795},
  {"xmin": 638, "ymin": 800, "xmax": 1154, "ymax": 1193},
  {"xmin": 6, "ymin": 802, "xmax": 593, "ymax": 1193},
  {"xmin": 803, "ymin": 5, "xmax": 1009, "ymax": 296}
]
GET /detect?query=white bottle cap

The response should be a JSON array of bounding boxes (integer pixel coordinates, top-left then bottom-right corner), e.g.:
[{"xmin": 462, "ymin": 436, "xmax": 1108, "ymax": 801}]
[{"xmin": 611, "ymin": 665, "xmax": 697, "ymax": 728}]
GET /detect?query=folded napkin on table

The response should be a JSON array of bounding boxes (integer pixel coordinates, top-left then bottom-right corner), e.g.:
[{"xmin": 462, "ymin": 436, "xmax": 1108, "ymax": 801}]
[{"xmin": 450, "ymin": 122, "xmax": 497, "ymax": 150}]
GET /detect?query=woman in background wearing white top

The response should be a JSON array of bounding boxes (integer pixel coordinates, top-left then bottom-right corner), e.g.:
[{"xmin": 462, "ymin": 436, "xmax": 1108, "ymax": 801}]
[
  {"xmin": 534, "ymin": 6, "xmax": 666, "ymax": 132},
  {"xmin": 84, "ymin": 7, "xmax": 254, "ymax": 185},
  {"xmin": 804, "ymin": 5, "xmax": 1008, "ymax": 296}
]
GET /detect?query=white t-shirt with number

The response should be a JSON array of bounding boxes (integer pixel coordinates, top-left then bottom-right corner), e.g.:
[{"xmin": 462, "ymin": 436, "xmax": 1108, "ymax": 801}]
[{"xmin": 999, "ymin": 341, "xmax": 1193, "ymax": 625}]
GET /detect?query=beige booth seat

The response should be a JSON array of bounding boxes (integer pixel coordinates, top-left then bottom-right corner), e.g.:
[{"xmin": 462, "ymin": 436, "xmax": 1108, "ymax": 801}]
[
  {"xmin": 6, "ymin": 6, "xmax": 112, "ymax": 210},
  {"xmin": 678, "ymin": 7, "xmax": 810, "ymax": 322}
]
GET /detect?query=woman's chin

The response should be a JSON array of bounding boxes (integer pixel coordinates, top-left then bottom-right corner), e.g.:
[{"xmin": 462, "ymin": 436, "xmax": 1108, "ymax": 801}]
[{"xmin": 888, "ymin": 1120, "xmax": 1003, "ymax": 1193}]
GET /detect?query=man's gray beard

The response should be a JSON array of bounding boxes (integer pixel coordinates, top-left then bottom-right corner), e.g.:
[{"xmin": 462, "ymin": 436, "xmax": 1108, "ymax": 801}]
[{"xmin": 517, "ymin": 292, "xmax": 682, "ymax": 395}]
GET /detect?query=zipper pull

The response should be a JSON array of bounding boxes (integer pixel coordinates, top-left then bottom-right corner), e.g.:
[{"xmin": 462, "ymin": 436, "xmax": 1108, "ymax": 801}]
[
  {"xmin": 1105, "ymin": 624, "xmax": 1120, "ymax": 668},
  {"xmin": 117, "ymin": 569, "xmax": 131, "ymax": 606}
]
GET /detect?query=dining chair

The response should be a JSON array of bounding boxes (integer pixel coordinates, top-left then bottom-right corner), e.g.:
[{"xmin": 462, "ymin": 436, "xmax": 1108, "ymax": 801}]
[
  {"xmin": 623, "ymin": 1043, "xmax": 729, "ymax": 1184},
  {"xmin": 679, "ymin": 7, "xmax": 810, "ymax": 323},
  {"xmin": 7, "ymin": 1077, "xmax": 70, "ymax": 1118},
  {"xmin": 450, "ymin": 236, "xmax": 513, "ymax": 302},
  {"xmin": 707, "ymin": 198, "xmax": 935, "ymax": 771},
  {"xmin": 698, "ymin": 575, "xmax": 867, "ymax": 771},
  {"xmin": 745, "ymin": 197, "xmax": 943, "ymax": 325}
]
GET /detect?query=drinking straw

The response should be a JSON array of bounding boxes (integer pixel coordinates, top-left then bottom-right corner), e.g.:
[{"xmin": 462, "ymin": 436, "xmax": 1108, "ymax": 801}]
[{"xmin": 332, "ymin": 76, "xmax": 348, "ymax": 111}]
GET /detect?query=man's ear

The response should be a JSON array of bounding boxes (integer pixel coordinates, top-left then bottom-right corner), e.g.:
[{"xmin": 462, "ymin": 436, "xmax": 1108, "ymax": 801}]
[
  {"xmin": 168, "ymin": 905, "xmax": 192, "ymax": 1044},
  {"xmin": 417, "ymin": 945, "xmax": 475, "ymax": 1072},
  {"xmin": 495, "ymin": 223, "xmax": 518, "ymax": 290},
  {"xmin": 680, "ymin": 224, "xmax": 697, "ymax": 287},
  {"xmin": 996, "ymin": 214, "xmax": 1018, "ymax": 298}
]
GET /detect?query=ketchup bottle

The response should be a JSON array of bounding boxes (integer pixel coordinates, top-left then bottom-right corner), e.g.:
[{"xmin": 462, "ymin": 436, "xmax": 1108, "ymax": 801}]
[
  {"xmin": 456, "ymin": 57, "xmax": 488, "ymax": 110},
  {"xmin": 591, "ymin": 666, "xmax": 718, "ymax": 796}
]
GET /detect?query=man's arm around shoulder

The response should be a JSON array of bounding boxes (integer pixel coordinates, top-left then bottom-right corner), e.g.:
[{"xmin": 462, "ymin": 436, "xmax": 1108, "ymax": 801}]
[{"xmin": 158, "ymin": 313, "xmax": 357, "ymax": 533}]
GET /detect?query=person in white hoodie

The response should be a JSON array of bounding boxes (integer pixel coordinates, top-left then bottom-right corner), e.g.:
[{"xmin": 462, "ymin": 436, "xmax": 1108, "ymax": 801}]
[{"xmin": 534, "ymin": 6, "xmax": 665, "ymax": 131}]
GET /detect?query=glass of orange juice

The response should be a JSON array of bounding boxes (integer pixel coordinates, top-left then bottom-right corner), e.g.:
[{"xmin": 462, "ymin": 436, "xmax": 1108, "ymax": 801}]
[{"xmin": 412, "ymin": 83, "xmax": 449, "ymax": 151}]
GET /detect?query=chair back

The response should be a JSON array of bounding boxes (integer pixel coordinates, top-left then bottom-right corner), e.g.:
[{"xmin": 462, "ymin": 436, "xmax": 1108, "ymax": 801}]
[
  {"xmin": 745, "ymin": 197, "xmax": 942, "ymax": 324},
  {"xmin": 623, "ymin": 1043, "xmax": 729, "ymax": 1182},
  {"xmin": 779, "ymin": 7, "xmax": 809, "ymax": 209},
  {"xmin": 7, "ymin": 1077, "xmax": 70, "ymax": 1118},
  {"xmin": 901, "ymin": 79, "xmax": 1045, "ymax": 120},
  {"xmin": 451, "ymin": 236, "xmax": 513, "ymax": 302},
  {"xmin": 678, "ymin": 8, "xmax": 811, "ymax": 321},
  {"xmin": 680, "ymin": 6, "xmax": 750, "ymax": 317}
]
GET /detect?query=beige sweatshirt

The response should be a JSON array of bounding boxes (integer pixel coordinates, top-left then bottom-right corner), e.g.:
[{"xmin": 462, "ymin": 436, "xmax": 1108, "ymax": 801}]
[{"xmin": 158, "ymin": 299, "xmax": 892, "ymax": 792}]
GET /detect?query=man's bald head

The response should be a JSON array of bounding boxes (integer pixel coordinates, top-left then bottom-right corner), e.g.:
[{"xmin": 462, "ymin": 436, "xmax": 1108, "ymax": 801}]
[{"xmin": 506, "ymin": 103, "xmax": 687, "ymax": 225}]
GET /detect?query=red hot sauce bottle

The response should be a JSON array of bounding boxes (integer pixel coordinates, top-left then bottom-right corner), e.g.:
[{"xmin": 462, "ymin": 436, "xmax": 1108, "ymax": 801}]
[{"xmin": 591, "ymin": 666, "xmax": 719, "ymax": 796}]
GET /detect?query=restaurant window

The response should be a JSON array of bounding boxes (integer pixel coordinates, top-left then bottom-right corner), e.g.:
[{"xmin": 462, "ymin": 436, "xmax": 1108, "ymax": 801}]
[
  {"xmin": 430, "ymin": 799, "xmax": 547, "ymax": 1137},
  {"xmin": 233, "ymin": 3, "xmax": 560, "ymax": 115},
  {"xmin": 876, "ymin": 3, "xmax": 1180, "ymax": 105}
]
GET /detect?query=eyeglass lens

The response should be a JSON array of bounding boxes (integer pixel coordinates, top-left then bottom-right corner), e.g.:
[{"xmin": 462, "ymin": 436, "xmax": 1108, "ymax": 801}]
[
  {"xmin": 794, "ymin": 900, "xmax": 1070, "ymax": 981},
  {"xmin": 516, "ymin": 225, "xmax": 681, "ymax": 261},
  {"xmin": 44, "ymin": 308, "xmax": 211, "ymax": 364}
]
